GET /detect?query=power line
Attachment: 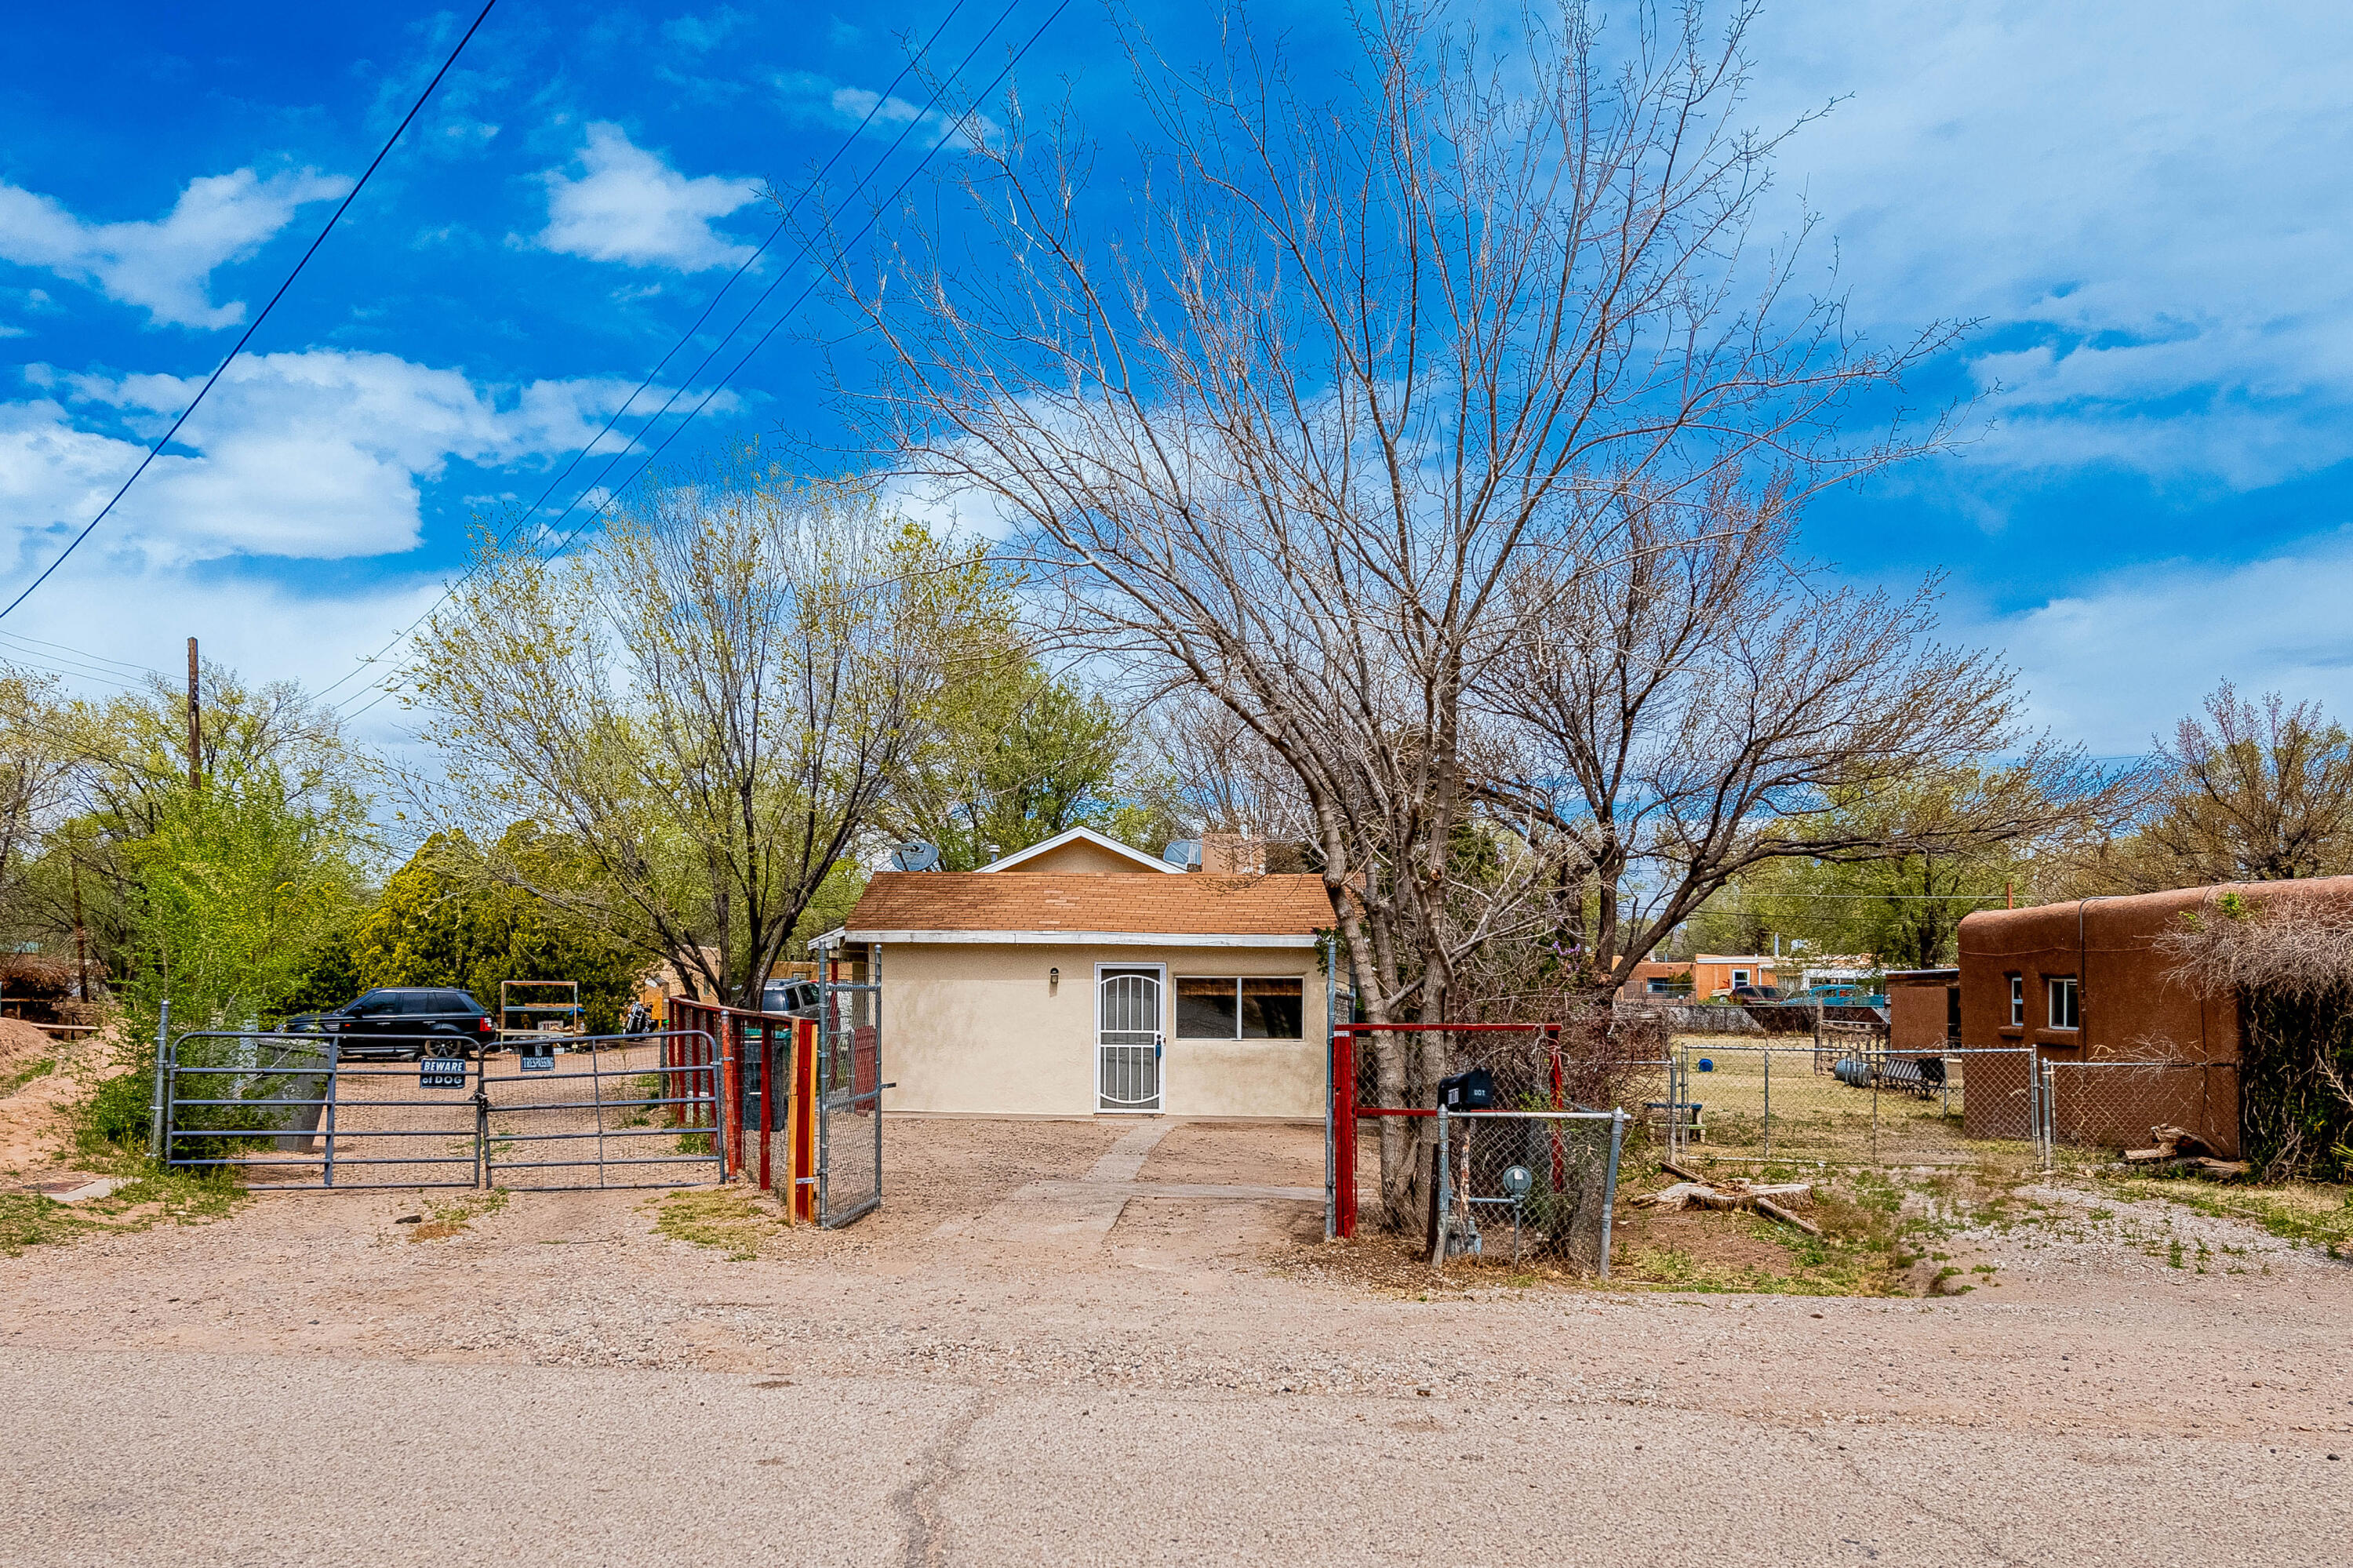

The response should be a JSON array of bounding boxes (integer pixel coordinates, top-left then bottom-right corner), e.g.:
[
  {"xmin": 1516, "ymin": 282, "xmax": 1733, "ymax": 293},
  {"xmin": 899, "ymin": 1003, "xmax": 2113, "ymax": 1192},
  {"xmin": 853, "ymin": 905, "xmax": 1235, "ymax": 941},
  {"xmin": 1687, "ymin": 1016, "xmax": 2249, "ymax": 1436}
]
[
  {"xmin": 315, "ymin": 0, "xmax": 983, "ymax": 704},
  {"xmin": 0, "ymin": 0, "xmax": 500, "ymax": 624},
  {"xmin": 0, "ymin": 649, "xmax": 143, "ymax": 693},
  {"xmin": 337, "ymin": 0, "xmax": 1067, "ymax": 722},
  {"xmin": 0, "ymin": 628, "xmax": 165, "ymax": 678}
]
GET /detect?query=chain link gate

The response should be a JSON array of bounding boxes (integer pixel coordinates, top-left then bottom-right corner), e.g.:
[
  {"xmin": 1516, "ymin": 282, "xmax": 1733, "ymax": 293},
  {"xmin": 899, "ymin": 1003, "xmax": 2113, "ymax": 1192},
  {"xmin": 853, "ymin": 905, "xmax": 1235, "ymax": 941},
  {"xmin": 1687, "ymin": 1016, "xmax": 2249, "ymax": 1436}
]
[
  {"xmin": 816, "ymin": 949, "xmax": 884, "ymax": 1228},
  {"xmin": 155, "ymin": 1025, "xmax": 722, "ymax": 1190}
]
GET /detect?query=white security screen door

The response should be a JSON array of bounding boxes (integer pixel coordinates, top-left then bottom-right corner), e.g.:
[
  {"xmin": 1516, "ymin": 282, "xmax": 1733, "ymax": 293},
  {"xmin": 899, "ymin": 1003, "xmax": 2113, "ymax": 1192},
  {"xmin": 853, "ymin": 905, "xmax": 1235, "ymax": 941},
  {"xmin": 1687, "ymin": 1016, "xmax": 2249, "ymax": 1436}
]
[{"xmin": 1097, "ymin": 966, "xmax": 1164, "ymax": 1112}]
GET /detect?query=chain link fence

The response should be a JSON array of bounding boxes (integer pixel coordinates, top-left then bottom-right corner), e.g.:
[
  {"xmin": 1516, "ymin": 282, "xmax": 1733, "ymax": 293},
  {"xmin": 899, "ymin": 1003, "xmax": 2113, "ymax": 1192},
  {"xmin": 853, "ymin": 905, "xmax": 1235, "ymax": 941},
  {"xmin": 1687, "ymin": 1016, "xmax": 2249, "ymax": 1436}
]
[
  {"xmin": 1663, "ymin": 1035, "xmax": 2243, "ymax": 1171},
  {"xmin": 2038, "ymin": 1057, "xmax": 2240, "ymax": 1162},
  {"xmin": 1430, "ymin": 1108, "xmax": 1626, "ymax": 1275},
  {"xmin": 1660, "ymin": 1039, "xmax": 2034, "ymax": 1168}
]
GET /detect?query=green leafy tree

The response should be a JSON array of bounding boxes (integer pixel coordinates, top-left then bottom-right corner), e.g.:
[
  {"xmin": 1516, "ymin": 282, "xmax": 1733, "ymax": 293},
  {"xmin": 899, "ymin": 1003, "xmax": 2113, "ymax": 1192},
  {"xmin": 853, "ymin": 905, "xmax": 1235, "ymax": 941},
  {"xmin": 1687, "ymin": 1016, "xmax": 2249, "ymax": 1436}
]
[
  {"xmin": 409, "ymin": 454, "xmax": 1009, "ymax": 1005},
  {"xmin": 884, "ymin": 660, "xmax": 1135, "ymax": 869},
  {"xmin": 349, "ymin": 831, "xmax": 652, "ymax": 1033},
  {"xmin": 118, "ymin": 762, "xmax": 369, "ymax": 1033}
]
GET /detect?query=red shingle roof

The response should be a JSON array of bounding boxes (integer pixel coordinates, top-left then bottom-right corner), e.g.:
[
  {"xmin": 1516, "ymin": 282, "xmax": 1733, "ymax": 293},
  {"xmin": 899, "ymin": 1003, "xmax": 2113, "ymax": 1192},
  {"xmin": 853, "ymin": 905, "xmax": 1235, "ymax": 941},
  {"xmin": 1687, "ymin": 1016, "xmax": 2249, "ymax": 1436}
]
[{"xmin": 844, "ymin": 872, "xmax": 1332, "ymax": 938}]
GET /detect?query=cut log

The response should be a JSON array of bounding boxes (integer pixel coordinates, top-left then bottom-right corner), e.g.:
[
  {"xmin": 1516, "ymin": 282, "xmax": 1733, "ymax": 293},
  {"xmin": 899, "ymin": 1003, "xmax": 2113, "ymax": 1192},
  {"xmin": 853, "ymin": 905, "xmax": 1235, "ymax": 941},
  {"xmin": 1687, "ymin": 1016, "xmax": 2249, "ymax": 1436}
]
[
  {"xmin": 1634, "ymin": 1180, "xmax": 1813, "ymax": 1215},
  {"xmin": 2148, "ymin": 1124, "xmax": 2213, "ymax": 1160},
  {"xmin": 1754, "ymin": 1198, "xmax": 1823, "ymax": 1236},
  {"xmin": 1658, "ymin": 1159, "xmax": 1707, "ymax": 1184},
  {"xmin": 2122, "ymin": 1148, "xmax": 2170, "ymax": 1164},
  {"xmin": 2192, "ymin": 1158, "xmax": 2250, "ymax": 1181},
  {"xmin": 1633, "ymin": 1181, "xmax": 1719, "ymax": 1212}
]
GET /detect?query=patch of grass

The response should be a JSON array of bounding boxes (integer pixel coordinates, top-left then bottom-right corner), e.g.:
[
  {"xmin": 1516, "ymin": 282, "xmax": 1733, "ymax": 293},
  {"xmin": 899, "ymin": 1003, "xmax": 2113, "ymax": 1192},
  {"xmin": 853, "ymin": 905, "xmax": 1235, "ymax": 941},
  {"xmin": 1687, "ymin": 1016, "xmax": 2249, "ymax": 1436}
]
[
  {"xmin": 1, "ymin": 1055, "xmax": 57, "ymax": 1097},
  {"xmin": 1605, "ymin": 1157, "xmax": 2056, "ymax": 1298},
  {"xmin": 0, "ymin": 1166, "xmax": 247, "ymax": 1257},
  {"xmin": 614, "ymin": 1073, "xmax": 664, "ymax": 1130},
  {"xmin": 408, "ymin": 1187, "xmax": 509, "ymax": 1242},
  {"xmin": 2103, "ymin": 1173, "xmax": 2353, "ymax": 1258},
  {"xmin": 0, "ymin": 1192, "xmax": 94, "ymax": 1255},
  {"xmin": 653, "ymin": 1188, "xmax": 784, "ymax": 1261}
]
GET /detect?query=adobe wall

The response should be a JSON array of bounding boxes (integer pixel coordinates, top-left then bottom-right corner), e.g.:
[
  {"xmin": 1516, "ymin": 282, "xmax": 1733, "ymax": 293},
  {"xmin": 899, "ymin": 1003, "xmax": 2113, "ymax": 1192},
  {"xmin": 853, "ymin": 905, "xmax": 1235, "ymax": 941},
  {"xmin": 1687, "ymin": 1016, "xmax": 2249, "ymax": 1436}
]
[
  {"xmin": 1886, "ymin": 982, "xmax": 1955, "ymax": 1055},
  {"xmin": 1958, "ymin": 888, "xmax": 2261, "ymax": 1152}
]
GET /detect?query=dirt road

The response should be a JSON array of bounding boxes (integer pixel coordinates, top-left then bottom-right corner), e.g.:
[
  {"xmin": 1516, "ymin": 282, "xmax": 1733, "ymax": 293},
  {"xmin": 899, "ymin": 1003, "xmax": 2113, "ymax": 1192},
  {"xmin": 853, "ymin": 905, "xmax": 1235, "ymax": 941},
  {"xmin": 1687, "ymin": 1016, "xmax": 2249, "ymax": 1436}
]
[{"xmin": 5, "ymin": 1117, "xmax": 2351, "ymax": 1565}]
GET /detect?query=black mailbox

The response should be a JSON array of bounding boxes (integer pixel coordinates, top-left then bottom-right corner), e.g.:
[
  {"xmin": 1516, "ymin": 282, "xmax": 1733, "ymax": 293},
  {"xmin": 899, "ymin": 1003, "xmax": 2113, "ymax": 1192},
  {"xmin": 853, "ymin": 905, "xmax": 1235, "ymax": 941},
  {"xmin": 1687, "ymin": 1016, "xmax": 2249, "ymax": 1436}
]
[{"xmin": 1438, "ymin": 1067, "xmax": 1495, "ymax": 1111}]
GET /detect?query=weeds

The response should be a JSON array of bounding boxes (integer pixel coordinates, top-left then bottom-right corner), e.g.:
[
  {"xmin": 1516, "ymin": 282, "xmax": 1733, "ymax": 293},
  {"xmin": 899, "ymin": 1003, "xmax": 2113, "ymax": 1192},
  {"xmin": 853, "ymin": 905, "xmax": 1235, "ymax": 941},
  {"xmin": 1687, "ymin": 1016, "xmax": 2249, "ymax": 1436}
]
[
  {"xmin": 0, "ymin": 1166, "xmax": 246, "ymax": 1257},
  {"xmin": 653, "ymin": 1188, "xmax": 784, "ymax": 1261},
  {"xmin": 2103, "ymin": 1173, "xmax": 2353, "ymax": 1259},
  {"xmin": 1, "ymin": 1055, "xmax": 56, "ymax": 1097},
  {"xmin": 1606, "ymin": 1163, "xmax": 1929, "ymax": 1296},
  {"xmin": 407, "ymin": 1187, "xmax": 509, "ymax": 1242},
  {"xmin": 0, "ymin": 1193, "xmax": 92, "ymax": 1255}
]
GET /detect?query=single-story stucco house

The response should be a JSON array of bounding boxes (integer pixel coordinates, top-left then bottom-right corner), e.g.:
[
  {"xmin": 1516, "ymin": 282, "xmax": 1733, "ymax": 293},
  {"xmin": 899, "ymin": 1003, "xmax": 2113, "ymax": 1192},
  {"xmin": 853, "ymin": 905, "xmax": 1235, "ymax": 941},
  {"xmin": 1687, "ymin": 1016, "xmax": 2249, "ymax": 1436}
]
[{"xmin": 830, "ymin": 828, "xmax": 1336, "ymax": 1119}]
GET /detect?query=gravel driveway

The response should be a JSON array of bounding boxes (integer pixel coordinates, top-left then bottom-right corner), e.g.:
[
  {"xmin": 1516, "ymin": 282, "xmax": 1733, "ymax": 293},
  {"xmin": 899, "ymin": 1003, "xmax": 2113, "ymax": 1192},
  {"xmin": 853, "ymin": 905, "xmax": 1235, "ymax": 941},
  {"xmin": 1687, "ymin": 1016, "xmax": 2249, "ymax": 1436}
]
[{"xmin": 5, "ymin": 1116, "xmax": 2351, "ymax": 1565}]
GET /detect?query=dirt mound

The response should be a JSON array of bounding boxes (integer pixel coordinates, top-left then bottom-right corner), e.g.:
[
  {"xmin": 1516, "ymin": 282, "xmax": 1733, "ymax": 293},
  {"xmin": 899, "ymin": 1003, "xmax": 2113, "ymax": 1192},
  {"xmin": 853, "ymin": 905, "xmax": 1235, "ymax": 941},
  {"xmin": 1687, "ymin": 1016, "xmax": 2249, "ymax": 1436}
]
[{"xmin": 0, "ymin": 1017, "xmax": 56, "ymax": 1077}]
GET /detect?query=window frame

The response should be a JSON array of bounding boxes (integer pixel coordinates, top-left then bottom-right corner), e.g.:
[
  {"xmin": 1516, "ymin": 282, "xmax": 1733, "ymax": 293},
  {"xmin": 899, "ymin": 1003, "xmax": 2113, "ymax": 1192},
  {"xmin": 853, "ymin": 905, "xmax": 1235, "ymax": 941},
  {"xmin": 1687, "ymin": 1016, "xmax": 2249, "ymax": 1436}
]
[
  {"xmin": 1173, "ymin": 975, "xmax": 1306, "ymax": 1041},
  {"xmin": 2007, "ymin": 974, "xmax": 2025, "ymax": 1028},
  {"xmin": 2047, "ymin": 975, "xmax": 2080, "ymax": 1032}
]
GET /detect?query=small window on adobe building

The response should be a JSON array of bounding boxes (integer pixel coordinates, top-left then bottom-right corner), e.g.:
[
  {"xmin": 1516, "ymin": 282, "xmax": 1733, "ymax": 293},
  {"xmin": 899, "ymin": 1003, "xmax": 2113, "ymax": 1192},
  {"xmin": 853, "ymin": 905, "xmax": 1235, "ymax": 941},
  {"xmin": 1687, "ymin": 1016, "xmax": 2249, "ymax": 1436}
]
[
  {"xmin": 2008, "ymin": 974, "xmax": 2024, "ymax": 1027},
  {"xmin": 2048, "ymin": 976, "xmax": 2079, "ymax": 1031}
]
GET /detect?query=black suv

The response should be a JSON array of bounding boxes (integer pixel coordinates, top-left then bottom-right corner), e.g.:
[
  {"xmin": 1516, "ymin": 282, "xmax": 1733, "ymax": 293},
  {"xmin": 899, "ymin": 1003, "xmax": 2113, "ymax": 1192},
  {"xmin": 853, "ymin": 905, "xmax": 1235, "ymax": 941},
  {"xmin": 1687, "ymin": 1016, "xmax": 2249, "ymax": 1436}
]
[
  {"xmin": 760, "ymin": 978, "xmax": 822, "ymax": 1018},
  {"xmin": 310, "ymin": 988, "xmax": 494, "ymax": 1060}
]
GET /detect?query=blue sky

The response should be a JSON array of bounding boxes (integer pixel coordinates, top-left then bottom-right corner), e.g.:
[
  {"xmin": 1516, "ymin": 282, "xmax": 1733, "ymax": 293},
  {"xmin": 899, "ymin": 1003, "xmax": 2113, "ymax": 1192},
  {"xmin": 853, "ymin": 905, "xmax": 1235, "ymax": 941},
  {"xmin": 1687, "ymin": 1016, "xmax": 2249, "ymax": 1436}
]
[{"xmin": 2, "ymin": 1, "xmax": 2350, "ymax": 754}]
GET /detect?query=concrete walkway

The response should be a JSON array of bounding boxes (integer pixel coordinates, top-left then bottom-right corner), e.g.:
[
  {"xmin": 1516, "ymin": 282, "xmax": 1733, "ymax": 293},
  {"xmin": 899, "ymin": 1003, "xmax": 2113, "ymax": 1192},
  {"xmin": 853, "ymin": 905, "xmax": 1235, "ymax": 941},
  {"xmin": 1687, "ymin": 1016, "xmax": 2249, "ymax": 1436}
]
[{"xmin": 940, "ymin": 1119, "xmax": 1317, "ymax": 1241}]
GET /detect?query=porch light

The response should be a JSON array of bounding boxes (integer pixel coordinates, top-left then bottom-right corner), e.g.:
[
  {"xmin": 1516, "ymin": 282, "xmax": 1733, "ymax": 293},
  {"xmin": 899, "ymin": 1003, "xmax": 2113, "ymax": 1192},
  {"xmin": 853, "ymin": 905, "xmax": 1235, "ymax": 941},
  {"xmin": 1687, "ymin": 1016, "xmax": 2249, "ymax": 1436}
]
[{"xmin": 1049, "ymin": 966, "xmax": 1060, "ymax": 992}]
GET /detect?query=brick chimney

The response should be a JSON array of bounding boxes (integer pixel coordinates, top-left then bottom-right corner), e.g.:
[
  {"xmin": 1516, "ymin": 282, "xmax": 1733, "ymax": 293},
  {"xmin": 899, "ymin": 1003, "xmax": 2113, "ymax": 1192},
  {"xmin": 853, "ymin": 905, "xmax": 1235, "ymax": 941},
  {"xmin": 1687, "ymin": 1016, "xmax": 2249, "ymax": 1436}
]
[{"xmin": 1198, "ymin": 833, "xmax": 1267, "ymax": 875}]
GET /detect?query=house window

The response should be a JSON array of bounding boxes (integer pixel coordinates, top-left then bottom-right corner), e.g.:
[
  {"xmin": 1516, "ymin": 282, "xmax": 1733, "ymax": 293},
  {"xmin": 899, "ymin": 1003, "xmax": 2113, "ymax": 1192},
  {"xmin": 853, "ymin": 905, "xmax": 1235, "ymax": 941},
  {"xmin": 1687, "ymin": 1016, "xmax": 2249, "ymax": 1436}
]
[
  {"xmin": 1730, "ymin": 969, "xmax": 1751, "ymax": 988},
  {"xmin": 1176, "ymin": 977, "xmax": 1304, "ymax": 1039},
  {"xmin": 1646, "ymin": 978, "xmax": 1672, "ymax": 995},
  {"xmin": 2008, "ymin": 974, "xmax": 2024, "ymax": 1027},
  {"xmin": 2048, "ymin": 976, "xmax": 2079, "ymax": 1031}
]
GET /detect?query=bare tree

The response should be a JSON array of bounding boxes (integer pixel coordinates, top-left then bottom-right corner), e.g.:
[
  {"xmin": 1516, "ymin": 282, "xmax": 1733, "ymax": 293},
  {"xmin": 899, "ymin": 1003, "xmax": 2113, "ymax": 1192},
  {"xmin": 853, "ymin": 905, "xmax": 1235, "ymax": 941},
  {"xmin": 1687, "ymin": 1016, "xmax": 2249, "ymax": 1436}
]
[
  {"xmin": 407, "ymin": 458, "xmax": 995, "ymax": 1006},
  {"xmin": 836, "ymin": 2, "xmax": 1959, "ymax": 1214},
  {"xmin": 2141, "ymin": 682, "xmax": 2353, "ymax": 884},
  {"xmin": 1474, "ymin": 487, "xmax": 2133, "ymax": 997}
]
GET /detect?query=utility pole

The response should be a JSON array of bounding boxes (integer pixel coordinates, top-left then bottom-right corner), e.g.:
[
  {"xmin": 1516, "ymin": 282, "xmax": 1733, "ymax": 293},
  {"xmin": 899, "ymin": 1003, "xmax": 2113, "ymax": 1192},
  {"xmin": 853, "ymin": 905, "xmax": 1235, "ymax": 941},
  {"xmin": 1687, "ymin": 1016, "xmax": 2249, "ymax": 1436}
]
[
  {"xmin": 70, "ymin": 853, "xmax": 90, "ymax": 1002},
  {"xmin": 186, "ymin": 637, "xmax": 202, "ymax": 791}
]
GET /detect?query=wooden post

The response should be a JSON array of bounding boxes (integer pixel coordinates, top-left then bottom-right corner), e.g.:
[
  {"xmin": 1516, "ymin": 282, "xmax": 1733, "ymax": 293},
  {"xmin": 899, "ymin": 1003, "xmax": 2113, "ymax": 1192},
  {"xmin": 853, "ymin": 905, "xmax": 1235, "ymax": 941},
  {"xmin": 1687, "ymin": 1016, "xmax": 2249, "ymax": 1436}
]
[
  {"xmin": 69, "ymin": 853, "xmax": 90, "ymax": 1001},
  {"xmin": 185, "ymin": 637, "xmax": 202, "ymax": 791}
]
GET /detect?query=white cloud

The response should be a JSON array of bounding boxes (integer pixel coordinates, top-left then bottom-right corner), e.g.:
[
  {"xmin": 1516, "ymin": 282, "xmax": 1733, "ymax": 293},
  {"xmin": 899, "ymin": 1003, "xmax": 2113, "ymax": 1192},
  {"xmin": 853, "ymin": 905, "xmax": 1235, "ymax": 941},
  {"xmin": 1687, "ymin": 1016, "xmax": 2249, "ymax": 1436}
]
[
  {"xmin": 776, "ymin": 73, "xmax": 1002, "ymax": 153},
  {"xmin": 0, "ymin": 565, "xmax": 451, "ymax": 754},
  {"xmin": 1967, "ymin": 529, "xmax": 2353, "ymax": 753},
  {"xmin": 0, "ymin": 351, "xmax": 648, "ymax": 567},
  {"xmin": 535, "ymin": 122, "xmax": 757, "ymax": 271},
  {"xmin": 0, "ymin": 168, "xmax": 351, "ymax": 329},
  {"xmin": 1753, "ymin": 2, "xmax": 2353, "ymax": 485}
]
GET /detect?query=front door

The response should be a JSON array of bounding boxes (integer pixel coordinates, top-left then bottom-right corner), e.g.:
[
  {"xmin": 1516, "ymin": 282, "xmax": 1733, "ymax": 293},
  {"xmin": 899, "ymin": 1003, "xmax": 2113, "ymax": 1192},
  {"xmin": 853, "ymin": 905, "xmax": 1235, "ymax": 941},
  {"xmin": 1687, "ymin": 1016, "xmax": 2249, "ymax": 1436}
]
[{"xmin": 1096, "ymin": 966, "xmax": 1164, "ymax": 1113}]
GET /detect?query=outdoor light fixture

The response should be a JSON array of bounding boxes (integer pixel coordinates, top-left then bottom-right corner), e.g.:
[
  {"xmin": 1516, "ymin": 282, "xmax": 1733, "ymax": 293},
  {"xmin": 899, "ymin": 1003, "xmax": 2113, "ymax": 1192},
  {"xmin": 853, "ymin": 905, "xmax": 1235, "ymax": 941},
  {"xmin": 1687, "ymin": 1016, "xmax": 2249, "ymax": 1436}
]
[{"xmin": 1049, "ymin": 966, "xmax": 1060, "ymax": 992}]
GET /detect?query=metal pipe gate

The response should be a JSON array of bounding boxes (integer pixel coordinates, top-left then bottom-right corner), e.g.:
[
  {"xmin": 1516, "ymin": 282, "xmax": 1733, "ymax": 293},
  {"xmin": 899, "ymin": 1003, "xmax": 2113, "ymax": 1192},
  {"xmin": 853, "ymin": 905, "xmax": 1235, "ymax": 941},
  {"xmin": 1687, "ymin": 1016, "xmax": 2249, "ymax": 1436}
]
[{"xmin": 156, "ymin": 1027, "xmax": 723, "ymax": 1191}]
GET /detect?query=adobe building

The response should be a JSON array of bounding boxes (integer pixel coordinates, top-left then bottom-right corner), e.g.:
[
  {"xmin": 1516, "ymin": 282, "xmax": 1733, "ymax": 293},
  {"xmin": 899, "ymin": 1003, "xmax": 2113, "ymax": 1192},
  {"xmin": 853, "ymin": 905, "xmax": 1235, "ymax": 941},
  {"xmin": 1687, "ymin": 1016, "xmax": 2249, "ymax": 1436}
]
[
  {"xmin": 1884, "ymin": 969, "xmax": 1959, "ymax": 1054},
  {"xmin": 1954, "ymin": 876, "xmax": 2353, "ymax": 1154}
]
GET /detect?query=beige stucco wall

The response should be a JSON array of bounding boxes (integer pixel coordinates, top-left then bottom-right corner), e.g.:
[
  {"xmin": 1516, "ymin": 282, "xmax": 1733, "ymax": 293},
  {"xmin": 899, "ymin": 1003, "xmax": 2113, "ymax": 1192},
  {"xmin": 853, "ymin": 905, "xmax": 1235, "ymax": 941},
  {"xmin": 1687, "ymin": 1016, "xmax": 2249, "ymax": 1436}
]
[
  {"xmin": 987, "ymin": 839, "xmax": 1174, "ymax": 874},
  {"xmin": 875, "ymin": 940, "xmax": 1328, "ymax": 1119}
]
